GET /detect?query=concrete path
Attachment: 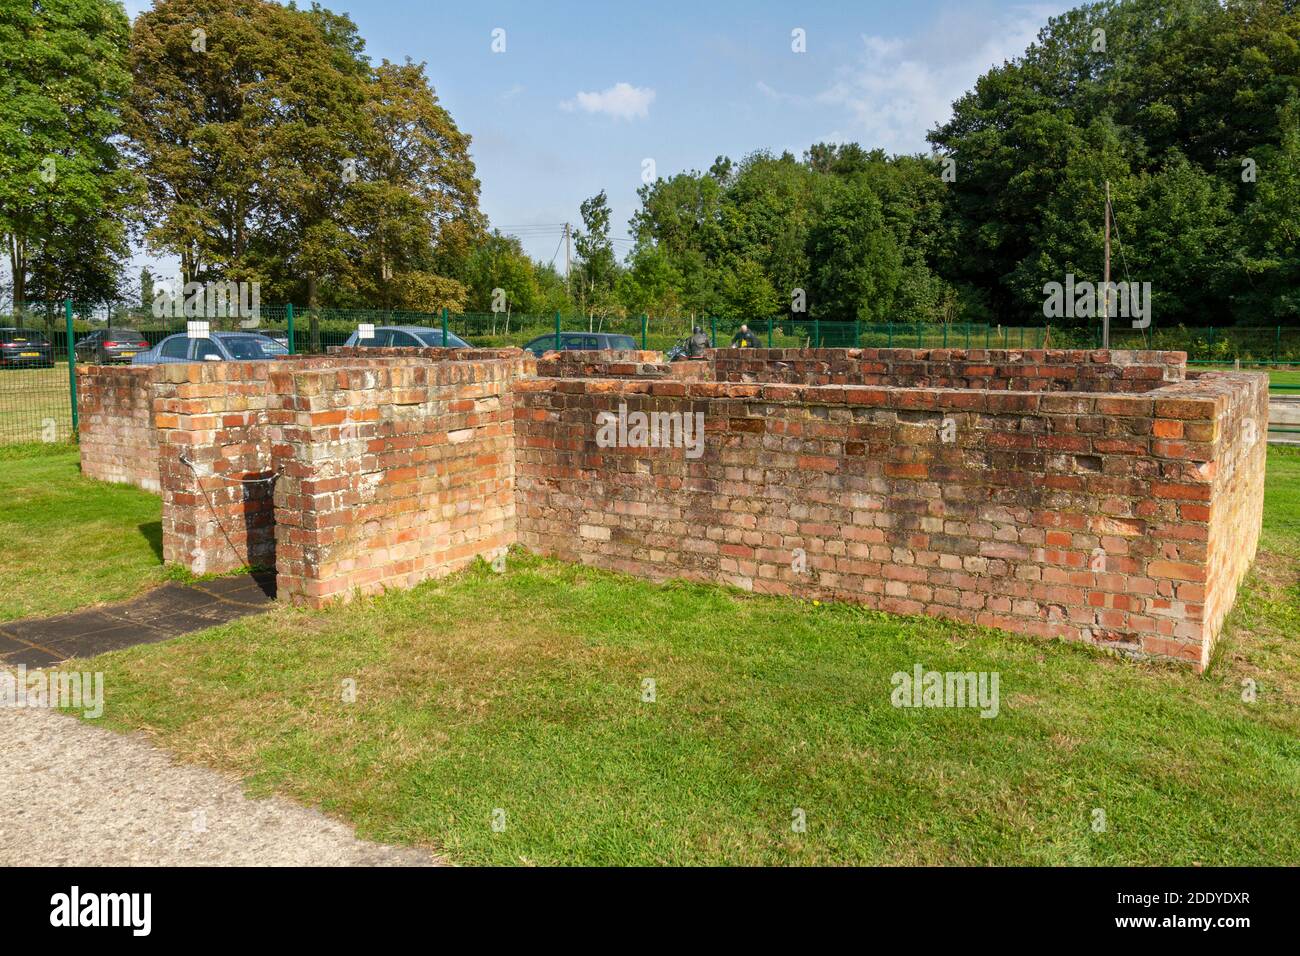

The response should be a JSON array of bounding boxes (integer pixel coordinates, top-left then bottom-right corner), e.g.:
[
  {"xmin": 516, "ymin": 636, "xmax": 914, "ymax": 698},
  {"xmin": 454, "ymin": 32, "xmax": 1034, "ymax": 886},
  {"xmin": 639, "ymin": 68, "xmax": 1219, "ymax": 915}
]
[
  {"xmin": 0, "ymin": 702, "xmax": 442, "ymax": 866},
  {"xmin": 0, "ymin": 573, "xmax": 277, "ymax": 667}
]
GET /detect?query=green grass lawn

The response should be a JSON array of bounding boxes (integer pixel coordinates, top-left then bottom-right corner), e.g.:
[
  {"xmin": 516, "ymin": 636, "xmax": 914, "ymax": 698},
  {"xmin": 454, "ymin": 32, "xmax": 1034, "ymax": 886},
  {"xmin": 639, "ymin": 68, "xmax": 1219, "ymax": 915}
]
[
  {"xmin": 1196, "ymin": 365, "xmax": 1300, "ymax": 389},
  {"xmin": 6, "ymin": 443, "xmax": 1297, "ymax": 864},
  {"xmin": 1265, "ymin": 368, "xmax": 1300, "ymax": 389},
  {"xmin": 0, "ymin": 443, "xmax": 166, "ymax": 621},
  {"xmin": 0, "ymin": 365, "xmax": 75, "ymax": 444}
]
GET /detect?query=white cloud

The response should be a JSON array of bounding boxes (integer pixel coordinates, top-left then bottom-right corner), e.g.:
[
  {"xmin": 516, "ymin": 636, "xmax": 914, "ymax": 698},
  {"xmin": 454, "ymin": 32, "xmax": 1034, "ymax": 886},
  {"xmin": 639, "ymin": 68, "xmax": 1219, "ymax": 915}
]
[
  {"xmin": 788, "ymin": 3, "xmax": 1069, "ymax": 154},
  {"xmin": 561, "ymin": 82, "xmax": 656, "ymax": 121}
]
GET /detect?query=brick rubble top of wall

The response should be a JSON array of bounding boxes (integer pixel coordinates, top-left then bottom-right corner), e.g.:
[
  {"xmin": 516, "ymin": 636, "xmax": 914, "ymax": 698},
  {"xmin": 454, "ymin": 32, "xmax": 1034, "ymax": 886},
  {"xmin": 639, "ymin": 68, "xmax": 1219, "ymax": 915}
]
[
  {"xmin": 328, "ymin": 346, "xmax": 529, "ymax": 362},
  {"xmin": 708, "ymin": 347, "xmax": 1187, "ymax": 392}
]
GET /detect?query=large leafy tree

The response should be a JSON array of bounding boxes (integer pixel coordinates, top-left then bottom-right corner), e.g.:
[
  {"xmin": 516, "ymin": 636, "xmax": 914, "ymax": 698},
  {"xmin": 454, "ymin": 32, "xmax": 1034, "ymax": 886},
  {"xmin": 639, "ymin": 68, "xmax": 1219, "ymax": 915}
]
[
  {"xmin": 126, "ymin": 0, "xmax": 279, "ymax": 286},
  {"xmin": 0, "ymin": 0, "xmax": 135, "ymax": 312},
  {"xmin": 931, "ymin": 0, "xmax": 1300, "ymax": 325},
  {"xmin": 336, "ymin": 59, "xmax": 482, "ymax": 311},
  {"xmin": 806, "ymin": 179, "xmax": 904, "ymax": 323},
  {"xmin": 126, "ymin": 0, "xmax": 481, "ymax": 315}
]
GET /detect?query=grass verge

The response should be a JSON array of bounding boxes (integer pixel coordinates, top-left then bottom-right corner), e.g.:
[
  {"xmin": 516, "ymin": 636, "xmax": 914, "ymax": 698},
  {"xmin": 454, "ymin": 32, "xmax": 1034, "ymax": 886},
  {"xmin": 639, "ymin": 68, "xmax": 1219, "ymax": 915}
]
[
  {"xmin": 66, "ymin": 450, "xmax": 1300, "ymax": 866},
  {"xmin": 0, "ymin": 444, "xmax": 164, "ymax": 621}
]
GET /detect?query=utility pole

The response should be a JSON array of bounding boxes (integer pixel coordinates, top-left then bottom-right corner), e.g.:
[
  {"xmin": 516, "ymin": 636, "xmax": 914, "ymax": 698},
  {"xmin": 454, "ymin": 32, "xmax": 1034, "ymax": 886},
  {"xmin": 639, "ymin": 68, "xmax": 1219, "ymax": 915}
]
[
  {"xmin": 563, "ymin": 222, "xmax": 572, "ymax": 293},
  {"xmin": 1102, "ymin": 180, "xmax": 1111, "ymax": 349}
]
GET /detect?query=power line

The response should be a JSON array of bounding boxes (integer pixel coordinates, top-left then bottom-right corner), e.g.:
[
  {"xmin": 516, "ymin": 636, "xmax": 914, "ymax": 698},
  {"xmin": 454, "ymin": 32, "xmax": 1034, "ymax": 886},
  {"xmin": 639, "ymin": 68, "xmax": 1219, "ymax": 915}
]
[{"xmin": 547, "ymin": 231, "xmax": 565, "ymax": 268}]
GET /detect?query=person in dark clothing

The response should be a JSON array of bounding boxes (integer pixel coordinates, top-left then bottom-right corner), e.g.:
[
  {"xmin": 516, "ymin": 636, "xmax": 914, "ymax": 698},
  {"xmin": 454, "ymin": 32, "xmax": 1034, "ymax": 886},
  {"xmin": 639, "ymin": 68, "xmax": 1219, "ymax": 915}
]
[
  {"xmin": 686, "ymin": 326, "xmax": 710, "ymax": 357},
  {"xmin": 730, "ymin": 324, "xmax": 761, "ymax": 348}
]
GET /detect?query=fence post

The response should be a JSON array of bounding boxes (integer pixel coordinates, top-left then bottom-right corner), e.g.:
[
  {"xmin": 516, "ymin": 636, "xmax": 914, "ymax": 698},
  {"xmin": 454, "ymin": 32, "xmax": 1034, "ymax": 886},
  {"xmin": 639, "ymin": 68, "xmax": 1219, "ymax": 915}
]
[
  {"xmin": 554, "ymin": 311, "xmax": 561, "ymax": 351},
  {"xmin": 1277, "ymin": 325, "xmax": 1282, "ymax": 364},
  {"xmin": 710, "ymin": 316, "xmax": 717, "ymax": 347},
  {"xmin": 965, "ymin": 323, "xmax": 971, "ymax": 350},
  {"xmin": 442, "ymin": 307, "xmax": 449, "ymax": 345},
  {"xmin": 641, "ymin": 314, "xmax": 647, "ymax": 350},
  {"xmin": 65, "ymin": 299, "xmax": 78, "ymax": 438},
  {"xmin": 854, "ymin": 318, "xmax": 860, "ymax": 348},
  {"xmin": 813, "ymin": 318, "xmax": 820, "ymax": 348},
  {"xmin": 887, "ymin": 321, "xmax": 893, "ymax": 348},
  {"xmin": 286, "ymin": 303, "xmax": 295, "ymax": 354},
  {"xmin": 768, "ymin": 315, "xmax": 773, "ymax": 348}
]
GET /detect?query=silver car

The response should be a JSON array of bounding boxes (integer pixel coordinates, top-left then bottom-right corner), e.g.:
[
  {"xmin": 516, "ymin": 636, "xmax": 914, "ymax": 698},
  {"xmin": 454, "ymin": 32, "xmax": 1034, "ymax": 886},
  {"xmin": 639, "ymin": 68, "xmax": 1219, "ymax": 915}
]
[{"xmin": 132, "ymin": 331, "xmax": 290, "ymax": 364}]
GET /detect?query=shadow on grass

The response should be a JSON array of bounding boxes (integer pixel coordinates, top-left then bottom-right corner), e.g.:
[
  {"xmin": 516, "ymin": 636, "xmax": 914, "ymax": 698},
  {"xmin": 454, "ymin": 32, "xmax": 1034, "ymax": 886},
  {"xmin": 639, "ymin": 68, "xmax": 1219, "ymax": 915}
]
[{"xmin": 138, "ymin": 521, "xmax": 163, "ymax": 562}]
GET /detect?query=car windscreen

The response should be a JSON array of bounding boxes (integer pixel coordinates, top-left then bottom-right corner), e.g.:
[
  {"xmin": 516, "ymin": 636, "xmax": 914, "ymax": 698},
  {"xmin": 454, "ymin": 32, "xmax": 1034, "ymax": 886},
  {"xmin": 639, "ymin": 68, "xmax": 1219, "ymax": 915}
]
[
  {"xmin": 102, "ymin": 330, "xmax": 143, "ymax": 340},
  {"xmin": 2, "ymin": 330, "xmax": 48, "ymax": 343},
  {"xmin": 607, "ymin": 336, "xmax": 636, "ymax": 349},
  {"xmin": 412, "ymin": 329, "xmax": 468, "ymax": 348},
  {"xmin": 221, "ymin": 336, "xmax": 287, "ymax": 359}
]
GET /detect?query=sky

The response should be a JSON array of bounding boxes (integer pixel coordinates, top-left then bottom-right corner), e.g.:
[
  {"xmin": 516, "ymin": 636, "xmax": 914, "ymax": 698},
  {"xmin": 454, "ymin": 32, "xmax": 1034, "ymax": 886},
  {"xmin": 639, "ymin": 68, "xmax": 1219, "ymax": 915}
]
[{"xmin": 118, "ymin": 0, "xmax": 1071, "ymax": 276}]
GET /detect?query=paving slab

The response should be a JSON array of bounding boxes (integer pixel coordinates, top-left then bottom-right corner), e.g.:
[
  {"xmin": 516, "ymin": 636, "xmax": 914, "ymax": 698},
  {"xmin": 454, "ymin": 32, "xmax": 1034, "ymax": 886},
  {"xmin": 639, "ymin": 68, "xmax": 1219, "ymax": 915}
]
[{"xmin": 0, "ymin": 573, "xmax": 277, "ymax": 665}]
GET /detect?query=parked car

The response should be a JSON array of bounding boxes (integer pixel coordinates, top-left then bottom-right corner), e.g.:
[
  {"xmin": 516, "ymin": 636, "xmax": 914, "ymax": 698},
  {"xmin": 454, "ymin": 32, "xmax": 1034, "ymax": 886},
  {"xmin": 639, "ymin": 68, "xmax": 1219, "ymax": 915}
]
[
  {"xmin": 343, "ymin": 326, "xmax": 471, "ymax": 349},
  {"xmin": 521, "ymin": 331, "xmax": 638, "ymax": 356},
  {"xmin": 0, "ymin": 328, "xmax": 55, "ymax": 368},
  {"xmin": 74, "ymin": 329, "xmax": 151, "ymax": 365},
  {"xmin": 131, "ymin": 331, "xmax": 290, "ymax": 365}
]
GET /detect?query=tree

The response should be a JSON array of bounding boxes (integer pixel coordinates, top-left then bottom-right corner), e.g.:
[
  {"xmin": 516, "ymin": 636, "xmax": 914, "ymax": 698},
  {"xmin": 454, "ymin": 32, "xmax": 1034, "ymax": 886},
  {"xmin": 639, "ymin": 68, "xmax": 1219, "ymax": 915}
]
[
  {"xmin": 574, "ymin": 191, "xmax": 619, "ymax": 321},
  {"xmin": 931, "ymin": 0, "xmax": 1300, "ymax": 325},
  {"xmin": 806, "ymin": 181, "xmax": 903, "ymax": 322},
  {"xmin": 338, "ymin": 59, "xmax": 482, "ymax": 310},
  {"xmin": 1238, "ymin": 99, "xmax": 1300, "ymax": 321},
  {"xmin": 140, "ymin": 267, "xmax": 155, "ymax": 310},
  {"xmin": 720, "ymin": 258, "xmax": 778, "ymax": 320},
  {"xmin": 0, "ymin": 0, "xmax": 135, "ymax": 313},
  {"xmin": 462, "ymin": 231, "xmax": 539, "ymax": 316},
  {"xmin": 617, "ymin": 245, "xmax": 683, "ymax": 317},
  {"xmin": 126, "ymin": 0, "xmax": 482, "ymax": 321}
]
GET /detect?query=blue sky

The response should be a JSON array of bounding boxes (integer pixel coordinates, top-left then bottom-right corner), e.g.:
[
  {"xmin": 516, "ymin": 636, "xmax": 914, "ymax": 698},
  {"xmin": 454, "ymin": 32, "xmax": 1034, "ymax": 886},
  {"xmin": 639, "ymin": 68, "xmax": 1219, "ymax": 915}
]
[{"xmin": 120, "ymin": 0, "xmax": 1070, "ymax": 273}]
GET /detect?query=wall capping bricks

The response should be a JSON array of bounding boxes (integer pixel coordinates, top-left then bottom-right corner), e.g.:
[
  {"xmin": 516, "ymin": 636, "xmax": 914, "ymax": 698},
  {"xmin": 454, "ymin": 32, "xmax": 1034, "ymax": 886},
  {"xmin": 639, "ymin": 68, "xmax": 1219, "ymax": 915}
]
[{"xmin": 77, "ymin": 346, "xmax": 1265, "ymax": 671}]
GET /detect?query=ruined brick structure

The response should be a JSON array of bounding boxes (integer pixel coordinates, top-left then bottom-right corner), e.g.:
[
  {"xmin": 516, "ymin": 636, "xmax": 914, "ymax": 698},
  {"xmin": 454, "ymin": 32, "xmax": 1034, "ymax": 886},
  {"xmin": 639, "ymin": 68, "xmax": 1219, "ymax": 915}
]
[
  {"xmin": 75, "ymin": 365, "xmax": 160, "ymax": 493},
  {"xmin": 77, "ymin": 346, "xmax": 1268, "ymax": 670}
]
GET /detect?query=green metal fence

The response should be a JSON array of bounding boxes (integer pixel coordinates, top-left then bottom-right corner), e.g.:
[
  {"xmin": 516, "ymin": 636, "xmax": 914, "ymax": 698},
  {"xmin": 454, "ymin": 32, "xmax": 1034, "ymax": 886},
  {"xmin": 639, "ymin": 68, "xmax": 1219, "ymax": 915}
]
[
  {"xmin": 4, "ymin": 299, "xmax": 1299, "ymax": 447},
  {"xmin": 0, "ymin": 300, "xmax": 77, "ymax": 446}
]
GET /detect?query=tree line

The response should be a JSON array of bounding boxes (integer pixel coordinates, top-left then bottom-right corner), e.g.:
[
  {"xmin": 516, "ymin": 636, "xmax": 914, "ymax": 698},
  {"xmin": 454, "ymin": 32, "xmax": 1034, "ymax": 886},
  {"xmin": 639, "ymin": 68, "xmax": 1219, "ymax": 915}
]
[{"xmin": 2, "ymin": 0, "xmax": 1297, "ymax": 331}]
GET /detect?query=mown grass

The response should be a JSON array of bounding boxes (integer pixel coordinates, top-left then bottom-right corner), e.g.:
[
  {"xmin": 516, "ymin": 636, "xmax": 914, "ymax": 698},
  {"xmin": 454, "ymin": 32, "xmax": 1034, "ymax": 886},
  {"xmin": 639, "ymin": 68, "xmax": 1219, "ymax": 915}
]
[
  {"xmin": 63, "ymin": 448, "xmax": 1300, "ymax": 866},
  {"xmin": 0, "ymin": 443, "xmax": 165, "ymax": 621},
  {"xmin": 0, "ymin": 365, "xmax": 75, "ymax": 445}
]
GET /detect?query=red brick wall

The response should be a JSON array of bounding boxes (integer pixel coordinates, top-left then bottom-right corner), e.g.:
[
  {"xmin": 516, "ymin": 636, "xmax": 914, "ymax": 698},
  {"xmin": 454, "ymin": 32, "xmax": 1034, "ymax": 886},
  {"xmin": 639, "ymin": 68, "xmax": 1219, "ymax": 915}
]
[
  {"xmin": 74, "ymin": 346, "xmax": 1265, "ymax": 668},
  {"xmin": 76, "ymin": 366, "xmax": 160, "ymax": 492},
  {"xmin": 271, "ymin": 357, "xmax": 523, "ymax": 606},
  {"xmin": 1197, "ymin": 371, "xmax": 1270, "ymax": 665},
  {"xmin": 513, "ymin": 369, "xmax": 1266, "ymax": 670},
  {"xmin": 710, "ymin": 347, "xmax": 1184, "ymax": 392},
  {"xmin": 152, "ymin": 362, "xmax": 279, "ymax": 574}
]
